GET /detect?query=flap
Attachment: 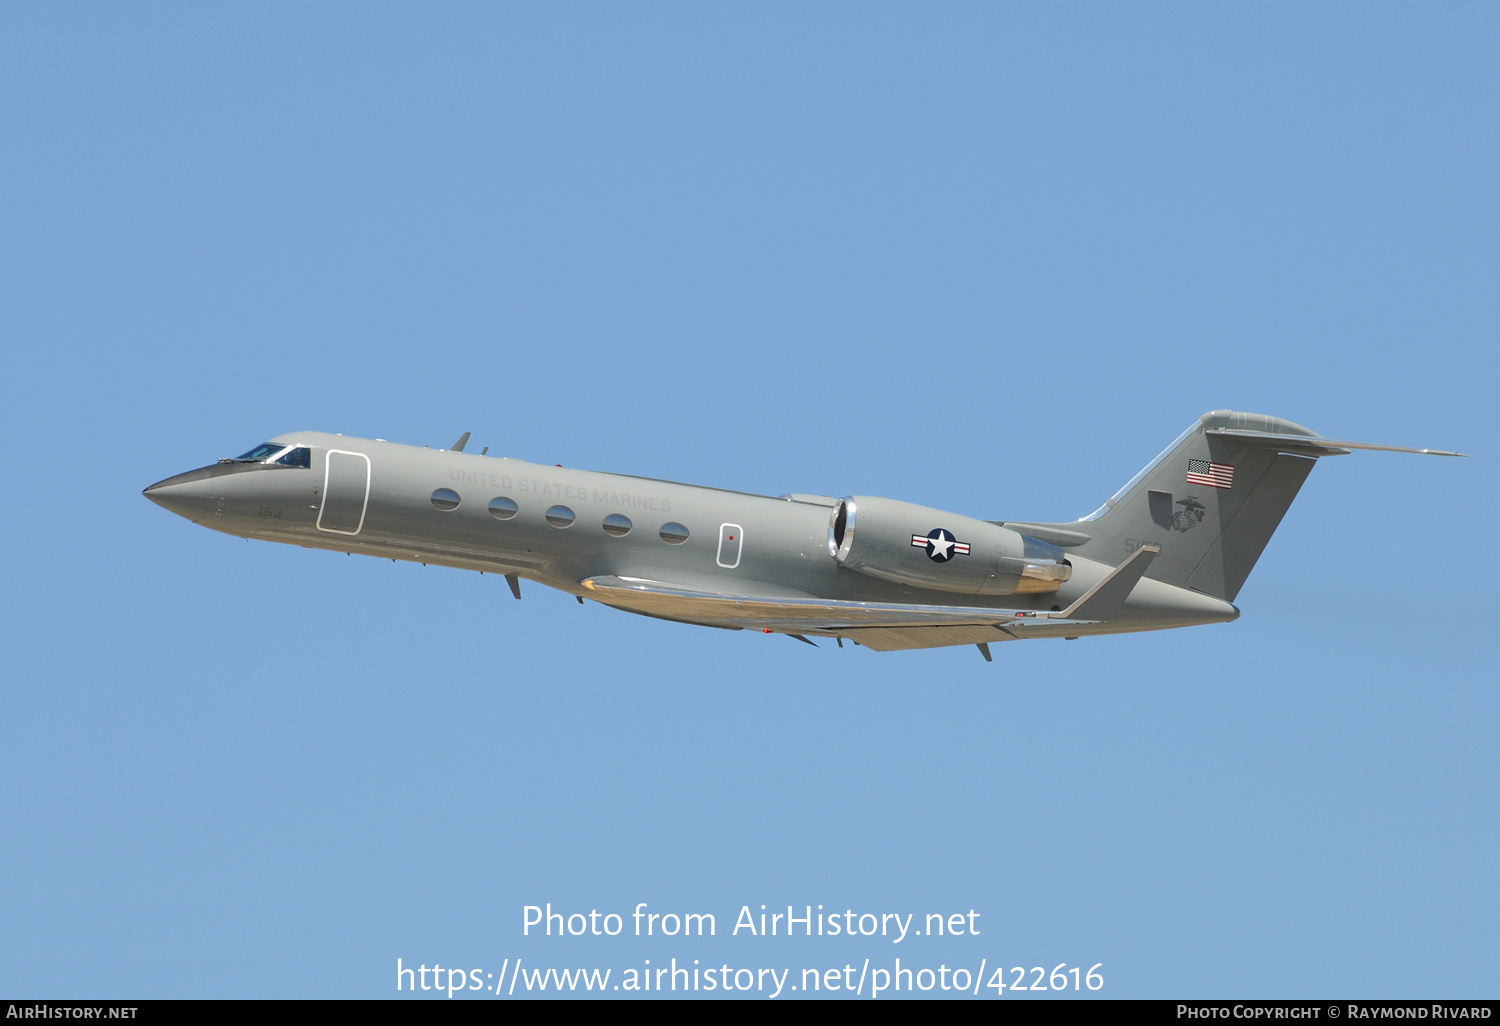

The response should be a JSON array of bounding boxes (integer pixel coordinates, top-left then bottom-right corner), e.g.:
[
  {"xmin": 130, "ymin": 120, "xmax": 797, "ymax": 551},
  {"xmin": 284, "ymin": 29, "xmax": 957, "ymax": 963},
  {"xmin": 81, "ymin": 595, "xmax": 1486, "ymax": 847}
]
[{"xmin": 840, "ymin": 624, "xmax": 1017, "ymax": 652}]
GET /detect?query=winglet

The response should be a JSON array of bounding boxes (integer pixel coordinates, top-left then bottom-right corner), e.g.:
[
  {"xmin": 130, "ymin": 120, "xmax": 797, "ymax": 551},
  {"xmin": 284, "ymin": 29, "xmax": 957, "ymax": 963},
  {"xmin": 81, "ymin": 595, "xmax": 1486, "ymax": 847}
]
[
  {"xmin": 450, "ymin": 431, "xmax": 471, "ymax": 453},
  {"xmin": 505, "ymin": 572, "xmax": 522, "ymax": 600},
  {"xmin": 1052, "ymin": 545, "xmax": 1160, "ymax": 622}
]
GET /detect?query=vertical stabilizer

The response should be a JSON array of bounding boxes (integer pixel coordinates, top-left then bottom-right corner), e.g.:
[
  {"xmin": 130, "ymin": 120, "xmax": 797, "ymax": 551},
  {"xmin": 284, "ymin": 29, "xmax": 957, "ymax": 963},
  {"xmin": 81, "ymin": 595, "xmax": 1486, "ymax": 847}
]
[{"xmin": 1027, "ymin": 412, "xmax": 1323, "ymax": 602}]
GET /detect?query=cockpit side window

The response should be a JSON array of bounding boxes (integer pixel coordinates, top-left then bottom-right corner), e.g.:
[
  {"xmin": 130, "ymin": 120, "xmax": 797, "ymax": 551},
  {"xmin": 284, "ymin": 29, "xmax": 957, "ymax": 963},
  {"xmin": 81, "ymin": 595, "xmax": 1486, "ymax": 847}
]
[
  {"xmin": 233, "ymin": 442, "xmax": 288, "ymax": 462},
  {"xmin": 274, "ymin": 446, "xmax": 311, "ymax": 468}
]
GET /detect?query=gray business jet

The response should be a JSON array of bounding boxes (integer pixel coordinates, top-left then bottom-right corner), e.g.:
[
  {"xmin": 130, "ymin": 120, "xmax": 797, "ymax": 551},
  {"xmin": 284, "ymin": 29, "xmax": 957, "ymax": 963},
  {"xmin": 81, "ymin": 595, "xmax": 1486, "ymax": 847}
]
[{"xmin": 144, "ymin": 411, "xmax": 1466, "ymax": 658}]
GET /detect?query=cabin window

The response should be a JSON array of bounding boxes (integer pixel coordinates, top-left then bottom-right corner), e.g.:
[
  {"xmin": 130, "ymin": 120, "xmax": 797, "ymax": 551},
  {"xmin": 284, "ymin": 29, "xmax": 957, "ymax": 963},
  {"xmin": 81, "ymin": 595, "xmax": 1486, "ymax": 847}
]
[
  {"xmin": 659, "ymin": 522, "xmax": 690, "ymax": 545},
  {"xmin": 546, "ymin": 505, "xmax": 575, "ymax": 528},
  {"xmin": 488, "ymin": 496, "xmax": 519, "ymax": 520},
  {"xmin": 431, "ymin": 488, "xmax": 461, "ymax": 511},
  {"xmin": 602, "ymin": 514, "xmax": 632, "ymax": 537}
]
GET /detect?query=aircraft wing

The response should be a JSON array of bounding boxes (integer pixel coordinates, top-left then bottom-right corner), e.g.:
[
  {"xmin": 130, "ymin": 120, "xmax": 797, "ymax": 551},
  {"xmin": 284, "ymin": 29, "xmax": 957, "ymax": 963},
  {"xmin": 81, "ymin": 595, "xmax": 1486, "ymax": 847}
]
[{"xmin": 578, "ymin": 574, "xmax": 1123, "ymax": 651}]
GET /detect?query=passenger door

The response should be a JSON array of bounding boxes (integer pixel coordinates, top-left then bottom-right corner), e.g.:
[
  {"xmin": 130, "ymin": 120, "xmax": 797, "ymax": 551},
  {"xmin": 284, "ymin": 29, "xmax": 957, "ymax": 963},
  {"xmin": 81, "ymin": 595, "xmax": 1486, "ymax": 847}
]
[{"xmin": 317, "ymin": 450, "xmax": 370, "ymax": 535}]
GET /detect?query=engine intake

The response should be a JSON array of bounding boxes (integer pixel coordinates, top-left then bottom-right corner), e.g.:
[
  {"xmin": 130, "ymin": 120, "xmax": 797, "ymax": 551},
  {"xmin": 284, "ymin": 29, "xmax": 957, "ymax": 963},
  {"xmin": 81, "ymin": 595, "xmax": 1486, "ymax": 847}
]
[{"xmin": 828, "ymin": 496, "xmax": 1070, "ymax": 596}]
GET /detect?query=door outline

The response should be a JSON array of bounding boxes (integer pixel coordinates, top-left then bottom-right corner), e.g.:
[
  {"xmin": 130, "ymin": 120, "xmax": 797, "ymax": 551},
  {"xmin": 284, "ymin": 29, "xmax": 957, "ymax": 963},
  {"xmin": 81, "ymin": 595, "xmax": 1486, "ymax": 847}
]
[
  {"xmin": 317, "ymin": 450, "xmax": 371, "ymax": 535},
  {"xmin": 716, "ymin": 523, "xmax": 743, "ymax": 569}
]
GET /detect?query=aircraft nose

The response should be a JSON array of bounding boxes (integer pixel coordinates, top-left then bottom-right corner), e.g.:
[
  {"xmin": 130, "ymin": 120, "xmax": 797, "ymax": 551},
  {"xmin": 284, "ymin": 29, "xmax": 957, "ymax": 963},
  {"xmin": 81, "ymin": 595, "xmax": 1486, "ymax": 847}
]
[{"xmin": 143, "ymin": 471, "xmax": 214, "ymax": 522}]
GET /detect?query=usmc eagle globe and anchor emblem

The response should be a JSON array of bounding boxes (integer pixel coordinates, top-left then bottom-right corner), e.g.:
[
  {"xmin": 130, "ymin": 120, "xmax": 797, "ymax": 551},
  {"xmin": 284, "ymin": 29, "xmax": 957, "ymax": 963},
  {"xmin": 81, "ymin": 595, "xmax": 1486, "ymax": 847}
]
[{"xmin": 911, "ymin": 528, "xmax": 971, "ymax": 563}]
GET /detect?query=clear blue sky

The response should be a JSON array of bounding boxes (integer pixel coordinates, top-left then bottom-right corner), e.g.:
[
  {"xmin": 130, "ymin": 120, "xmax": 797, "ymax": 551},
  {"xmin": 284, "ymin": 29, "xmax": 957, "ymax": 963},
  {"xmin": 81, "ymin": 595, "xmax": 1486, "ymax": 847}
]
[{"xmin": 1, "ymin": 2, "xmax": 1495, "ymax": 999}]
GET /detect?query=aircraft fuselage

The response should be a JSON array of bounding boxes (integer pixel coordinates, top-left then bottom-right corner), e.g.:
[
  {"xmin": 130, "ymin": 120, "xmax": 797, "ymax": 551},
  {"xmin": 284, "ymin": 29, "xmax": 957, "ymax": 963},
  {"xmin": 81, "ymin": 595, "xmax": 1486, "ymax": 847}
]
[{"xmin": 144, "ymin": 431, "xmax": 1235, "ymax": 638}]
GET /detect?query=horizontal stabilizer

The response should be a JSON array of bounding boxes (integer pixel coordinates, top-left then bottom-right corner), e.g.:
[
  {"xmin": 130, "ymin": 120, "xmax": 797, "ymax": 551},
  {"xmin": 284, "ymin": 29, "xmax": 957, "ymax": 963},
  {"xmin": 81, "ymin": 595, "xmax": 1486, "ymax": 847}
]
[
  {"xmin": 1206, "ymin": 428, "xmax": 1470, "ymax": 458},
  {"xmin": 1054, "ymin": 545, "xmax": 1159, "ymax": 622}
]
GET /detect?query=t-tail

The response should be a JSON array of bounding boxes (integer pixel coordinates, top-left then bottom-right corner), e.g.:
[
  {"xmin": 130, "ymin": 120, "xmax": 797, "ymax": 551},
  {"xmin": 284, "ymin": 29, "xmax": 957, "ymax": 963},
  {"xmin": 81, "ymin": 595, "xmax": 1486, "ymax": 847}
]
[{"xmin": 1005, "ymin": 410, "xmax": 1468, "ymax": 604}]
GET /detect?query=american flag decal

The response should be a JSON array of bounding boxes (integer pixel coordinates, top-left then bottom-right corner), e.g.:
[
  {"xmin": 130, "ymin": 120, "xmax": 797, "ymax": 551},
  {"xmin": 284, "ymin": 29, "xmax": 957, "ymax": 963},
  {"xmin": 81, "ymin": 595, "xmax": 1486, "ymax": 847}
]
[{"xmin": 1187, "ymin": 458, "xmax": 1234, "ymax": 489}]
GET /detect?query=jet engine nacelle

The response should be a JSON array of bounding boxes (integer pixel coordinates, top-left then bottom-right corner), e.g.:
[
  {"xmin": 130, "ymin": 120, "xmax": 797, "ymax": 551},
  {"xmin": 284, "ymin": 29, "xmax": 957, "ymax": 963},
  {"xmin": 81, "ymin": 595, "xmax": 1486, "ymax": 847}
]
[{"xmin": 827, "ymin": 495, "xmax": 1072, "ymax": 596}]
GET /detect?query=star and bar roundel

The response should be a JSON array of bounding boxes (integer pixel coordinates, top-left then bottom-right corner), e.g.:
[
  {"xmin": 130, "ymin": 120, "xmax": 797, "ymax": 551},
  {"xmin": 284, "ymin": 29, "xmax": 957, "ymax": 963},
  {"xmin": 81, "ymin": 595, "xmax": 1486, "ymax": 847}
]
[{"xmin": 912, "ymin": 528, "xmax": 970, "ymax": 563}]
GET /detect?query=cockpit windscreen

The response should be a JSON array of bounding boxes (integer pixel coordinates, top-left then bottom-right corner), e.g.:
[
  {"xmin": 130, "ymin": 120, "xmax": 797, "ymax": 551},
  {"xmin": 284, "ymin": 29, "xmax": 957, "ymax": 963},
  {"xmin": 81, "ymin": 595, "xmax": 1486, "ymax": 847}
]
[
  {"xmin": 234, "ymin": 442, "xmax": 287, "ymax": 462},
  {"xmin": 228, "ymin": 442, "xmax": 310, "ymax": 467}
]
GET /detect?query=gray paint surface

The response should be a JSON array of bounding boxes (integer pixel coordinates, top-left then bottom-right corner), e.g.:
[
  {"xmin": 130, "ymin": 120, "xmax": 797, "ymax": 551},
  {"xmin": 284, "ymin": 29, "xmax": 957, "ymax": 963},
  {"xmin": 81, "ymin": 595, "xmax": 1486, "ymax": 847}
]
[{"xmin": 143, "ymin": 412, "xmax": 1466, "ymax": 653}]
